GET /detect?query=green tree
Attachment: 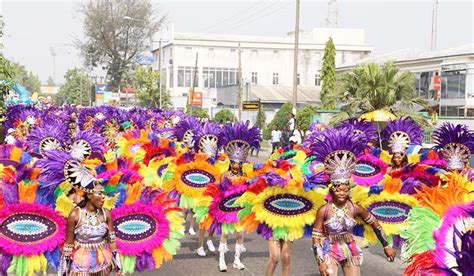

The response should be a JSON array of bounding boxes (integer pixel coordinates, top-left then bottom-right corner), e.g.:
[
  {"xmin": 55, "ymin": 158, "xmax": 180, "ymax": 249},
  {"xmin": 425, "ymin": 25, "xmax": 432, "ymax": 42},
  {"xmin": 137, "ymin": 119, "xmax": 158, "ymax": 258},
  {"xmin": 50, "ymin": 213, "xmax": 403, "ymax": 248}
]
[
  {"xmin": 55, "ymin": 68, "xmax": 93, "ymax": 106},
  {"xmin": 0, "ymin": 56, "xmax": 16, "ymax": 115},
  {"xmin": 256, "ymin": 108, "xmax": 266, "ymax": 129},
  {"xmin": 263, "ymin": 102, "xmax": 292, "ymax": 140},
  {"xmin": 213, "ymin": 108, "xmax": 236, "ymax": 124},
  {"xmin": 11, "ymin": 62, "xmax": 41, "ymax": 94},
  {"xmin": 134, "ymin": 67, "xmax": 171, "ymax": 108},
  {"xmin": 296, "ymin": 105, "xmax": 317, "ymax": 132},
  {"xmin": 320, "ymin": 37, "xmax": 336, "ymax": 109},
  {"xmin": 186, "ymin": 107, "xmax": 210, "ymax": 120},
  {"xmin": 78, "ymin": 0, "xmax": 165, "ymax": 91},
  {"xmin": 329, "ymin": 61, "xmax": 429, "ymax": 126}
]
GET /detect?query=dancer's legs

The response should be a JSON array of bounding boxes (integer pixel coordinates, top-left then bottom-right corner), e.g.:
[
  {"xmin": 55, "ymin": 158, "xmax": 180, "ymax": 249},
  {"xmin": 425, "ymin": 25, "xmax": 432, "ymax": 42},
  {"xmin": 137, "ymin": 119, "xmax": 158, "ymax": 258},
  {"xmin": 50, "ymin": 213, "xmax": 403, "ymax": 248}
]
[
  {"xmin": 342, "ymin": 265, "xmax": 360, "ymax": 276},
  {"xmin": 265, "ymin": 240, "xmax": 281, "ymax": 276},
  {"xmin": 280, "ymin": 241, "xmax": 292, "ymax": 276}
]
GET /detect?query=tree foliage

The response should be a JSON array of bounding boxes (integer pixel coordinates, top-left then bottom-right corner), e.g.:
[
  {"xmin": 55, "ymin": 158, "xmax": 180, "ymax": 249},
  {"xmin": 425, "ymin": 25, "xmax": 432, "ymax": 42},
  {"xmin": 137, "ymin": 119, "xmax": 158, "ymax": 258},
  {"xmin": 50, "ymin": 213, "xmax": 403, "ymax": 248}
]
[
  {"xmin": 186, "ymin": 107, "xmax": 210, "ymax": 120},
  {"xmin": 11, "ymin": 62, "xmax": 41, "ymax": 94},
  {"xmin": 256, "ymin": 108, "xmax": 266, "ymax": 129},
  {"xmin": 328, "ymin": 61, "xmax": 429, "ymax": 127},
  {"xmin": 78, "ymin": 0, "xmax": 165, "ymax": 90},
  {"xmin": 296, "ymin": 105, "xmax": 317, "ymax": 132},
  {"xmin": 0, "ymin": 56, "xmax": 15, "ymax": 114},
  {"xmin": 263, "ymin": 102, "xmax": 292, "ymax": 140},
  {"xmin": 213, "ymin": 108, "xmax": 236, "ymax": 124},
  {"xmin": 134, "ymin": 67, "xmax": 171, "ymax": 108},
  {"xmin": 55, "ymin": 69, "xmax": 93, "ymax": 106},
  {"xmin": 320, "ymin": 37, "xmax": 336, "ymax": 109}
]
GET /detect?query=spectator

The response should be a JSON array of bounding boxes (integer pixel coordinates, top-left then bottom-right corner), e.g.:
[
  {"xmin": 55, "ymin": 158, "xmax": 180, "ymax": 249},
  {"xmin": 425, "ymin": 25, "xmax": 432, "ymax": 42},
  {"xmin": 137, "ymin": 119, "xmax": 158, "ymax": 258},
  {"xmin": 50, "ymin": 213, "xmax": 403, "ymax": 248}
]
[
  {"xmin": 271, "ymin": 126, "xmax": 281, "ymax": 154},
  {"xmin": 5, "ymin": 129, "xmax": 16, "ymax": 145},
  {"xmin": 289, "ymin": 128, "xmax": 303, "ymax": 146},
  {"xmin": 280, "ymin": 126, "xmax": 290, "ymax": 149}
]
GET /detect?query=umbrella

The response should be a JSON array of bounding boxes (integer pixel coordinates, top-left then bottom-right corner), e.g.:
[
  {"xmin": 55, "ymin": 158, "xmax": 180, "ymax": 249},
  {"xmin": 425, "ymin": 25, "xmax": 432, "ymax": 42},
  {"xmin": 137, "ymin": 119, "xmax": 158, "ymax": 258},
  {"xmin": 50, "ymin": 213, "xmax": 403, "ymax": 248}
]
[{"xmin": 360, "ymin": 110, "xmax": 396, "ymax": 148}]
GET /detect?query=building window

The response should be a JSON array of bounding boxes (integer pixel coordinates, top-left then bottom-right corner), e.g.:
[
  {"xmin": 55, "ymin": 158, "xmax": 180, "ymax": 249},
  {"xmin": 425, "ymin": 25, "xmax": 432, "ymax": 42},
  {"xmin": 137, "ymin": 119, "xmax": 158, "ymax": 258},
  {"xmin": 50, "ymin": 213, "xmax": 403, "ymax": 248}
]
[
  {"xmin": 272, "ymin": 73, "xmax": 279, "ymax": 85},
  {"xmin": 177, "ymin": 66, "xmax": 198, "ymax": 88},
  {"xmin": 467, "ymin": 108, "xmax": 474, "ymax": 117},
  {"xmin": 251, "ymin": 49, "xmax": 258, "ymax": 56},
  {"xmin": 251, "ymin": 72, "xmax": 258, "ymax": 84},
  {"xmin": 315, "ymin": 73, "xmax": 321, "ymax": 86},
  {"xmin": 230, "ymin": 49, "xmax": 236, "ymax": 53},
  {"xmin": 441, "ymin": 70, "xmax": 466, "ymax": 99},
  {"xmin": 230, "ymin": 68, "xmax": 237, "ymax": 85},
  {"xmin": 297, "ymin": 73, "xmax": 300, "ymax": 85},
  {"xmin": 440, "ymin": 105, "xmax": 463, "ymax": 117}
]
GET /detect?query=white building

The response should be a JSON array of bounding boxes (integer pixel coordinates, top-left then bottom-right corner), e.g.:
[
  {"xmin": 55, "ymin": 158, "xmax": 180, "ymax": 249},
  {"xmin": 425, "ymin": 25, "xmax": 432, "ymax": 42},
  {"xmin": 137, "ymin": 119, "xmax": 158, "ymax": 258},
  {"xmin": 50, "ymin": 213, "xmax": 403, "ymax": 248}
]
[
  {"xmin": 336, "ymin": 44, "xmax": 474, "ymax": 128},
  {"xmin": 152, "ymin": 25, "xmax": 373, "ymax": 112}
]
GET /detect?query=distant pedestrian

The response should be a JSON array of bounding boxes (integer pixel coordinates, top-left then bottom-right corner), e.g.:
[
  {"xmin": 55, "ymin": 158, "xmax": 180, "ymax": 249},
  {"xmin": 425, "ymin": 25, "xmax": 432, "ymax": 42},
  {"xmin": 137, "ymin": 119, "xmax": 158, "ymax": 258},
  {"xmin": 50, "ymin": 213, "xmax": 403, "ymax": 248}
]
[
  {"xmin": 271, "ymin": 126, "xmax": 281, "ymax": 153},
  {"xmin": 281, "ymin": 127, "xmax": 290, "ymax": 148}
]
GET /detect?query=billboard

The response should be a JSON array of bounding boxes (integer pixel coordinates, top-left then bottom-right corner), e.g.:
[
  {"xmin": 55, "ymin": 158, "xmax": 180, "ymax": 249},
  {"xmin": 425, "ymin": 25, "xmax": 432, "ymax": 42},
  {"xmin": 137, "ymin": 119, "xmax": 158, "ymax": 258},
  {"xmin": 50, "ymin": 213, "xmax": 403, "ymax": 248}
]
[
  {"xmin": 95, "ymin": 84, "xmax": 108, "ymax": 95},
  {"xmin": 188, "ymin": 91, "xmax": 203, "ymax": 106}
]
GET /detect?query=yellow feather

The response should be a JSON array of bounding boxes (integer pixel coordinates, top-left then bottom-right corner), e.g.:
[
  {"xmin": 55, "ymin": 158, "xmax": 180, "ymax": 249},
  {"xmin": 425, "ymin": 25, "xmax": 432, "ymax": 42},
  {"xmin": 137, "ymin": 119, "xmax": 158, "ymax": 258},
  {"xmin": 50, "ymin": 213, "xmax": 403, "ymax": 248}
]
[
  {"xmin": 55, "ymin": 193, "xmax": 75, "ymax": 217},
  {"xmin": 104, "ymin": 194, "xmax": 119, "ymax": 210}
]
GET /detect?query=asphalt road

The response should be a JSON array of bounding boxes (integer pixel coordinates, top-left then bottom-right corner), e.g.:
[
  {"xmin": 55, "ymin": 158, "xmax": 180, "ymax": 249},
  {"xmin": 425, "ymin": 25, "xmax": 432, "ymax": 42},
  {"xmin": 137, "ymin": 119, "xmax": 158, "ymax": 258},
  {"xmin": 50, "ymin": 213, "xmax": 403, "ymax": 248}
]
[{"xmin": 148, "ymin": 231, "xmax": 405, "ymax": 276}]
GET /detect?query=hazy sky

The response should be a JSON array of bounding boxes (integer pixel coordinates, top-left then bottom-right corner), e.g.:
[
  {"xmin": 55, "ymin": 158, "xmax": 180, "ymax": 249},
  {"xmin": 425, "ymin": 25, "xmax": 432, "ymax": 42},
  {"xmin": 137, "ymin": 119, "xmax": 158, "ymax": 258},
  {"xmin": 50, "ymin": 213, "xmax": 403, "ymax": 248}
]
[{"xmin": 2, "ymin": 0, "xmax": 473, "ymax": 83}]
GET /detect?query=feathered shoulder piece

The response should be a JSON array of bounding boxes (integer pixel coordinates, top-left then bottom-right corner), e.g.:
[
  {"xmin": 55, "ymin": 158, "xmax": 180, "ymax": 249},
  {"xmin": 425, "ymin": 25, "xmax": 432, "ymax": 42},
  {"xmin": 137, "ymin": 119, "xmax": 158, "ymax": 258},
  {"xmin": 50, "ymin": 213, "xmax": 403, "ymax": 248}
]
[
  {"xmin": 5, "ymin": 105, "xmax": 41, "ymax": 130},
  {"xmin": 432, "ymin": 122, "xmax": 474, "ymax": 170},
  {"xmin": 26, "ymin": 118, "xmax": 69, "ymax": 157},
  {"xmin": 336, "ymin": 118, "xmax": 378, "ymax": 144},
  {"xmin": 194, "ymin": 122, "xmax": 223, "ymax": 157},
  {"xmin": 381, "ymin": 117, "xmax": 424, "ymax": 154},
  {"xmin": 173, "ymin": 116, "xmax": 202, "ymax": 149},
  {"xmin": 221, "ymin": 122, "xmax": 262, "ymax": 163},
  {"xmin": 309, "ymin": 128, "xmax": 366, "ymax": 184}
]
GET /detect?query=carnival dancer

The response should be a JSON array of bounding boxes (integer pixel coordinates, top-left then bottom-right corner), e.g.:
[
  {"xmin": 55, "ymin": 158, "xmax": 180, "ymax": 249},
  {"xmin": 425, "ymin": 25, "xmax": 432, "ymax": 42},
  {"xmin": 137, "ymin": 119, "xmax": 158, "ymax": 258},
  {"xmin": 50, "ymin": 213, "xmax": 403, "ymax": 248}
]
[
  {"xmin": 214, "ymin": 122, "xmax": 261, "ymax": 272},
  {"xmin": 381, "ymin": 117, "xmax": 424, "ymax": 176},
  {"xmin": 310, "ymin": 128, "xmax": 396, "ymax": 276},
  {"xmin": 432, "ymin": 122, "xmax": 474, "ymax": 180}
]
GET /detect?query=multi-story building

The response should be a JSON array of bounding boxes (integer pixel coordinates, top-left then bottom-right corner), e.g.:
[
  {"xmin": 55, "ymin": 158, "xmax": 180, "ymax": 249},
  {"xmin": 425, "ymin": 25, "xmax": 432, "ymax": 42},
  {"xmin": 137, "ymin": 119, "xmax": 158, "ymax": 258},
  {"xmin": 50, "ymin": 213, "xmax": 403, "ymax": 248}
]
[
  {"xmin": 336, "ymin": 44, "xmax": 474, "ymax": 128},
  {"xmin": 152, "ymin": 24, "xmax": 373, "ymax": 114}
]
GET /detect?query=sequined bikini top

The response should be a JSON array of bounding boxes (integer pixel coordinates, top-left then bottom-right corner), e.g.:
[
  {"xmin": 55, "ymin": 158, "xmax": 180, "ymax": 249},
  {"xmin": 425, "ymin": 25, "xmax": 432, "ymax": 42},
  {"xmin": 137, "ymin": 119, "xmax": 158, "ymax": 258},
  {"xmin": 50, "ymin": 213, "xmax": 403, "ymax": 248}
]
[
  {"xmin": 74, "ymin": 207, "xmax": 109, "ymax": 244},
  {"xmin": 323, "ymin": 201, "xmax": 357, "ymax": 235}
]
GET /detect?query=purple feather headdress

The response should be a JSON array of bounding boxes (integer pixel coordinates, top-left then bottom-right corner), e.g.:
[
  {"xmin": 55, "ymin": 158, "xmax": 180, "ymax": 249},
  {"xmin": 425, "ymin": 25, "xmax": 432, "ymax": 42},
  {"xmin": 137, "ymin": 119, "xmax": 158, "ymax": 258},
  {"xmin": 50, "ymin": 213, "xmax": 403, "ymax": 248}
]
[
  {"xmin": 5, "ymin": 105, "xmax": 41, "ymax": 130},
  {"xmin": 381, "ymin": 117, "xmax": 424, "ymax": 154},
  {"xmin": 36, "ymin": 150, "xmax": 99, "ymax": 194},
  {"xmin": 221, "ymin": 122, "xmax": 262, "ymax": 163},
  {"xmin": 26, "ymin": 119, "xmax": 69, "ymax": 157},
  {"xmin": 432, "ymin": 122, "xmax": 474, "ymax": 170},
  {"xmin": 309, "ymin": 128, "xmax": 366, "ymax": 184},
  {"xmin": 194, "ymin": 122, "xmax": 222, "ymax": 157},
  {"xmin": 173, "ymin": 116, "xmax": 202, "ymax": 149},
  {"xmin": 336, "ymin": 118, "xmax": 378, "ymax": 144},
  {"xmin": 68, "ymin": 130, "xmax": 107, "ymax": 161}
]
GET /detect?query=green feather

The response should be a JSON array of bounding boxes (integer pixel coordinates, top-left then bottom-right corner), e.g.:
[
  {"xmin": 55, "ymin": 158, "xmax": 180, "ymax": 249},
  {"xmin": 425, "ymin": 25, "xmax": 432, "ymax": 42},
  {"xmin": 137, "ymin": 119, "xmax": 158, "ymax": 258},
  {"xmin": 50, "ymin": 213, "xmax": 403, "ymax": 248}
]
[
  {"xmin": 400, "ymin": 206, "xmax": 440, "ymax": 259},
  {"xmin": 179, "ymin": 195, "xmax": 195, "ymax": 209},
  {"xmin": 163, "ymin": 238, "xmax": 181, "ymax": 255},
  {"xmin": 273, "ymin": 227, "xmax": 289, "ymax": 240},
  {"xmin": 122, "ymin": 255, "xmax": 136, "ymax": 274},
  {"xmin": 162, "ymin": 171, "xmax": 174, "ymax": 182},
  {"xmin": 222, "ymin": 223, "xmax": 236, "ymax": 235},
  {"xmin": 193, "ymin": 206, "xmax": 209, "ymax": 223},
  {"xmin": 237, "ymin": 203, "xmax": 252, "ymax": 221}
]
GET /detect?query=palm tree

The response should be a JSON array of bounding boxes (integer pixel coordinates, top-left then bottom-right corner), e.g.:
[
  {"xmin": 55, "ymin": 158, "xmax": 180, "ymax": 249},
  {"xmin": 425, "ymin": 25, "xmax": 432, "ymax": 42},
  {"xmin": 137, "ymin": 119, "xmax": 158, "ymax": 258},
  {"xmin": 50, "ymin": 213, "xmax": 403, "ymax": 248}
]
[{"xmin": 328, "ymin": 61, "xmax": 429, "ymax": 126}]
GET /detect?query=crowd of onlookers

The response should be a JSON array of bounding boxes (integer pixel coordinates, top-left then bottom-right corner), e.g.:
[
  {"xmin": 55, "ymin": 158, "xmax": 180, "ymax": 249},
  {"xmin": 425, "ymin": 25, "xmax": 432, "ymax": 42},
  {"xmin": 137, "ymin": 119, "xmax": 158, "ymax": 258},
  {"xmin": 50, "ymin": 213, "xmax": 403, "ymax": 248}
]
[{"xmin": 270, "ymin": 113, "xmax": 304, "ymax": 154}]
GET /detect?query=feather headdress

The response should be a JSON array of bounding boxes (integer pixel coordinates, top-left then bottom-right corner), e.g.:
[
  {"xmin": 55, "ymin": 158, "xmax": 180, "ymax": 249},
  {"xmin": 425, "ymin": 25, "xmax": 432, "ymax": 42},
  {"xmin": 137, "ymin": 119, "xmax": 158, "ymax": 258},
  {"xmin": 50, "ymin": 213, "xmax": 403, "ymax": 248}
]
[
  {"xmin": 336, "ymin": 118, "xmax": 378, "ymax": 144},
  {"xmin": 194, "ymin": 122, "xmax": 223, "ymax": 157},
  {"xmin": 381, "ymin": 117, "xmax": 424, "ymax": 154},
  {"xmin": 432, "ymin": 122, "xmax": 474, "ymax": 170},
  {"xmin": 221, "ymin": 122, "xmax": 262, "ymax": 163},
  {"xmin": 309, "ymin": 128, "xmax": 366, "ymax": 185}
]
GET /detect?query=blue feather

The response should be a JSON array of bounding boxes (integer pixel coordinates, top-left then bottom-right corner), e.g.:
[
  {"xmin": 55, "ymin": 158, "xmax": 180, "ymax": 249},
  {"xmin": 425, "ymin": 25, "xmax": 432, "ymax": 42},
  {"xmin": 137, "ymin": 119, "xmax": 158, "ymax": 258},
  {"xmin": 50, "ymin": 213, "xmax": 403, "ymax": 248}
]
[
  {"xmin": 353, "ymin": 224, "xmax": 364, "ymax": 237},
  {"xmin": 303, "ymin": 225, "xmax": 313, "ymax": 238},
  {"xmin": 44, "ymin": 247, "xmax": 61, "ymax": 271},
  {"xmin": 369, "ymin": 185, "xmax": 383, "ymax": 195}
]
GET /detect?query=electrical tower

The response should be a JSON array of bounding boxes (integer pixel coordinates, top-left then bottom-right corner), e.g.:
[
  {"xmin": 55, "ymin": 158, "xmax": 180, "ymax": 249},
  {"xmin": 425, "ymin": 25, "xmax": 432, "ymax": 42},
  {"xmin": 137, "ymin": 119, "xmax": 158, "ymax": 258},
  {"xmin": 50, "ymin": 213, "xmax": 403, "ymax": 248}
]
[
  {"xmin": 325, "ymin": 0, "xmax": 339, "ymax": 28},
  {"xmin": 430, "ymin": 0, "xmax": 439, "ymax": 51}
]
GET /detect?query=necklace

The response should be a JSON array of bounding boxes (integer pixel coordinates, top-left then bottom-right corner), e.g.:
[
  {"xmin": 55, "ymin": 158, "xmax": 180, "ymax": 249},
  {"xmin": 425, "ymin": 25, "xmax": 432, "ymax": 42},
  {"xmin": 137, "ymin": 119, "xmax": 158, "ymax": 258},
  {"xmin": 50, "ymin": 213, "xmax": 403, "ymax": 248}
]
[
  {"xmin": 83, "ymin": 208, "xmax": 100, "ymax": 225},
  {"xmin": 331, "ymin": 202, "xmax": 348, "ymax": 220}
]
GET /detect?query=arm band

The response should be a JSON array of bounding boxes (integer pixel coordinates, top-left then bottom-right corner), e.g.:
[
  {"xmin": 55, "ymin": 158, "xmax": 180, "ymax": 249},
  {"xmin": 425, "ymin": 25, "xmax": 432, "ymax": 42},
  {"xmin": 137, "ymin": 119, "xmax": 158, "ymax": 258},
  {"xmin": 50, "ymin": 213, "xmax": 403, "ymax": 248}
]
[
  {"xmin": 312, "ymin": 229, "xmax": 325, "ymax": 239},
  {"xmin": 59, "ymin": 243, "xmax": 74, "ymax": 275},
  {"xmin": 112, "ymin": 250, "xmax": 122, "ymax": 272},
  {"xmin": 364, "ymin": 213, "xmax": 376, "ymax": 225},
  {"xmin": 374, "ymin": 225, "xmax": 389, "ymax": 247},
  {"xmin": 108, "ymin": 231, "xmax": 117, "ymax": 243}
]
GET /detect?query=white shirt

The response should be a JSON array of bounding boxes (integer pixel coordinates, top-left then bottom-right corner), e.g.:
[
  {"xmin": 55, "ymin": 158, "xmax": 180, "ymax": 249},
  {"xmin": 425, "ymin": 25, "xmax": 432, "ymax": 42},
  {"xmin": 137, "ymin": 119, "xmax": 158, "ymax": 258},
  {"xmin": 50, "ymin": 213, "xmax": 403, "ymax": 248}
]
[
  {"xmin": 289, "ymin": 117, "xmax": 295, "ymax": 131},
  {"xmin": 271, "ymin": 130, "xmax": 281, "ymax": 143},
  {"xmin": 5, "ymin": 135, "xmax": 16, "ymax": 145},
  {"xmin": 290, "ymin": 129, "xmax": 303, "ymax": 144}
]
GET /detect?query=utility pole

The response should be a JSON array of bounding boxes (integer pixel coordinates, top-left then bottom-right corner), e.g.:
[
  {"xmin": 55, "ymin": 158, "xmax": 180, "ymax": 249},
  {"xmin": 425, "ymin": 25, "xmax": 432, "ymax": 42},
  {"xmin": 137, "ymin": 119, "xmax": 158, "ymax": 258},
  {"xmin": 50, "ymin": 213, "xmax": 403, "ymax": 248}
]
[
  {"xmin": 50, "ymin": 46, "xmax": 57, "ymax": 85},
  {"xmin": 237, "ymin": 41, "xmax": 242, "ymax": 121},
  {"xmin": 430, "ymin": 0, "xmax": 439, "ymax": 51},
  {"xmin": 188, "ymin": 52, "xmax": 199, "ymax": 111},
  {"xmin": 158, "ymin": 39, "xmax": 163, "ymax": 109},
  {"xmin": 292, "ymin": 0, "xmax": 300, "ymax": 110}
]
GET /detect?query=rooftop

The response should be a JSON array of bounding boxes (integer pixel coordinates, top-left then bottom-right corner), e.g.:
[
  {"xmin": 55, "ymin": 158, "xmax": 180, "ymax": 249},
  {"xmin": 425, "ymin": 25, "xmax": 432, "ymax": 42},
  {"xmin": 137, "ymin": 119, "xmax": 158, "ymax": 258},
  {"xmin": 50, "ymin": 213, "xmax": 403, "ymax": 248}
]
[{"xmin": 337, "ymin": 43, "xmax": 474, "ymax": 69}]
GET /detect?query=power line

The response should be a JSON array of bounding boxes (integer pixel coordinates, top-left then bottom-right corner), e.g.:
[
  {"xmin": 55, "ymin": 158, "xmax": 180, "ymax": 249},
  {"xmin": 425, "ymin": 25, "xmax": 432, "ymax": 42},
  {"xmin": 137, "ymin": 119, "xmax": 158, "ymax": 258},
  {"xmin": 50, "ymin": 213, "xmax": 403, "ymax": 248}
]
[
  {"xmin": 198, "ymin": 1, "xmax": 266, "ymax": 32},
  {"xmin": 226, "ymin": 1, "xmax": 292, "ymax": 31}
]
